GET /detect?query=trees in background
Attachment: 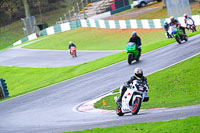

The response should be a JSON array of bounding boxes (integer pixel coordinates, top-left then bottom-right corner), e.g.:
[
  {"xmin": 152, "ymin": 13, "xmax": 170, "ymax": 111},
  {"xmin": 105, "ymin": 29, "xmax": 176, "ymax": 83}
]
[
  {"xmin": 0, "ymin": 0, "xmax": 66, "ymax": 27},
  {"xmin": 22, "ymin": 0, "xmax": 31, "ymax": 18}
]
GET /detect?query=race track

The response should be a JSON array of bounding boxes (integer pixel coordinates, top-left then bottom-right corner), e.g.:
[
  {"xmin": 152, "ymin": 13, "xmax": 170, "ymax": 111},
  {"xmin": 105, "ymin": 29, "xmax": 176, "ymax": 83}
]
[
  {"xmin": 0, "ymin": 48, "xmax": 123, "ymax": 67},
  {"xmin": 0, "ymin": 34, "xmax": 200, "ymax": 133}
]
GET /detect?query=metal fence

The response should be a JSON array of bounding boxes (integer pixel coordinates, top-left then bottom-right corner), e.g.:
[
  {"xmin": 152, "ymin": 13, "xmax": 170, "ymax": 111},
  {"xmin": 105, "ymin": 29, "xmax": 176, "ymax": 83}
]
[
  {"xmin": 166, "ymin": 0, "xmax": 192, "ymax": 18},
  {"xmin": 21, "ymin": 16, "xmax": 37, "ymax": 36}
]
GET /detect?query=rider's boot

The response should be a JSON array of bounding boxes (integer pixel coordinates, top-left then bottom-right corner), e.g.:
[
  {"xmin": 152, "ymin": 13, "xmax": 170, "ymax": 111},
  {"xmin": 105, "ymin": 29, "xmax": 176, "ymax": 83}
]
[{"xmin": 116, "ymin": 96, "xmax": 122, "ymax": 108}]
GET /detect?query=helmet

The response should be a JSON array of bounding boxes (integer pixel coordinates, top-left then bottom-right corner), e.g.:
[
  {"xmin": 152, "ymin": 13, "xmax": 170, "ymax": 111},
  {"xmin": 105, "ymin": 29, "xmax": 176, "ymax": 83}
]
[
  {"xmin": 132, "ymin": 31, "xmax": 137, "ymax": 37},
  {"xmin": 184, "ymin": 13, "xmax": 187, "ymax": 18},
  {"xmin": 134, "ymin": 68, "xmax": 143, "ymax": 79},
  {"xmin": 170, "ymin": 16, "xmax": 174, "ymax": 22},
  {"xmin": 164, "ymin": 20, "xmax": 168, "ymax": 25},
  {"xmin": 69, "ymin": 41, "xmax": 73, "ymax": 45}
]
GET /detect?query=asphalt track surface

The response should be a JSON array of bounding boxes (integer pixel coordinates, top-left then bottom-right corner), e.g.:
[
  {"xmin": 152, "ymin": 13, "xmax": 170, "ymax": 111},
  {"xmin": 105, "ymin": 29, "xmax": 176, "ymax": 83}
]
[
  {"xmin": 0, "ymin": 48, "xmax": 123, "ymax": 67},
  {"xmin": 0, "ymin": 34, "xmax": 200, "ymax": 133}
]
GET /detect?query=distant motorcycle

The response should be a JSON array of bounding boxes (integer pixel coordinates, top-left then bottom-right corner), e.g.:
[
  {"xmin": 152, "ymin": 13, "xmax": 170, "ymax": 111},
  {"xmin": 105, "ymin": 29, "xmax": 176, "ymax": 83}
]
[
  {"xmin": 168, "ymin": 26, "xmax": 188, "ymax": 44},
  {"xmin": 70, "ymin": 47, "xmax": 77, "ymax": 57},
  {"xmin": 126, "ymin": 42, "xmax": 140, "ymax": 65},
  {"xmin": 114, "ymin": 79, "xmax": 149, "ymax": 116},
  {"xmin": 186, "ymin": 19, "xmax": 196, "ymax": 33}
]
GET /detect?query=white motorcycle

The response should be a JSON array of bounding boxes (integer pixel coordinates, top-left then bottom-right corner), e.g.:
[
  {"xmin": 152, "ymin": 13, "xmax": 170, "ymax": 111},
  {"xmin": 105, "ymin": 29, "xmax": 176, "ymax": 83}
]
[
  {"xmin": 186, "ymin": 19, "xmax": 196, "ymax": 33},
  {"xmin": 114, "ymin": 80, "xmax": 149, "ymax": 116}
]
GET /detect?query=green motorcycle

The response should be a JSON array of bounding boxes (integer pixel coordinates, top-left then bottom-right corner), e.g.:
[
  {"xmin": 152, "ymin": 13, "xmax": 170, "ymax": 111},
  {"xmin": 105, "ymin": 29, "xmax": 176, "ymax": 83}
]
[
  {"xmin": 126, "ymin": 42, "xmax": 140, "ymax": 65},
  {"xmin": 169, "ymin": 26, "xmax": 188, "ymax": 44}
]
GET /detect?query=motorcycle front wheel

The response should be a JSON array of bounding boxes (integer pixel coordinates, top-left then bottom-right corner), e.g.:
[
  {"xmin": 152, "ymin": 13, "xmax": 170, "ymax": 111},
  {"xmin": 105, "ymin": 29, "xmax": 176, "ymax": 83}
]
[
  {"xmin": 131, "ymin": 97, "xmax": 142, "ymax": 115},
  {"xmin": 128, "ymin": 54, "xmax": 134, "ymax": 65},
  {"xmin": 116, "ymin": 106, "xmax": 124, "ymax": 116},
  {"xmin": 175, "ymin": 36, "xmax": 181, "ymax": 44}
]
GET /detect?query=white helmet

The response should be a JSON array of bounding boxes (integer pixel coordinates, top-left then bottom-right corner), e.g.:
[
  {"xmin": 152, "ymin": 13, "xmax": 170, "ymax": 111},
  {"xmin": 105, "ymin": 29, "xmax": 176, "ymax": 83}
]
[
  {"xmin": 69, "ymin": 41, "xmax": 73, "ymax": 44},
  {"xmin": 134, "ymin": 68, "xmax": 143, "ymax": 79}
]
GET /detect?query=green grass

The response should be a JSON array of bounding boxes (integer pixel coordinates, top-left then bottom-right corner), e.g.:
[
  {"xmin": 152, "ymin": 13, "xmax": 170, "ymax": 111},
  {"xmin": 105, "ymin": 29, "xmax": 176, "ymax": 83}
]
[
  {"xmin": 94, "ymin": 54, "xmax": 200, "ymax": 110},
  {"xmin": 135, "ymin": 7, "xmax": 168, "ymax": 19},
  {"xmin": 65, "ymin": 116, "xmax": 200, "ymax": 133},
  {"xmin": 135, "ymin": 2, "xmax": 199, "ymax": 19},
  {"xmin": 0, "ymin": 52, "xmax": 126, "ymax": 99},
  {"xmin": 22, "ymin": 28, "xmax": 167, "ymax": 50},
  {"xmin": 0, "ymin": 6, "xmax": 71, "ymax": 50},
  {"xmin": 110, "ymin": 2, "xmax": 199, "ymax": 20},
  {"xmin": 22, "ymin": 27, "xmax": 200, "ymax": 50},
  {"xmin": 1, "ymin": 30, "xmax": 200, "ymax": 100}
]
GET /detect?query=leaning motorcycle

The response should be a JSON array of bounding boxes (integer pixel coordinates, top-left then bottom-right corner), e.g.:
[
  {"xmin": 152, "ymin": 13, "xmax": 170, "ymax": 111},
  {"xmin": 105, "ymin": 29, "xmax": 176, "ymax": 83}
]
[
  {"xmin": 168, "ymin": 26, "xmax": 188, "ymax": 44},
  {"xmin": 126, "ymin": 42, "xmax": 140, "ymax": 65},
  {"xmin": 187, "ymin": 19, "xmax": 196, "ymax": 33},
  {"xmin": 114, "ymin": 80, "xmax": 149, "ymax": 116},
  {"xmin": 70, "ymin": 46, "xmax": 77, "ymax": 58}
]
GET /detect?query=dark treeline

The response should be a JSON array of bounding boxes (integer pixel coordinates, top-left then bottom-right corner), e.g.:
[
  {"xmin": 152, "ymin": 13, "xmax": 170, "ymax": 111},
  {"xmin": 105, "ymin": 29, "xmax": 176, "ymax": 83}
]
[{"xmin": 0, "ymin": 0, "xmax": 82, "ymax": 27}]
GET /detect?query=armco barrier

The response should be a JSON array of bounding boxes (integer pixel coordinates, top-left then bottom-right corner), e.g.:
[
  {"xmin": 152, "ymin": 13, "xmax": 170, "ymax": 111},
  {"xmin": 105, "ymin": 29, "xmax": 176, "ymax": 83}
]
[{"xmin": 12, "ymin": 15, "xmax": 200, "ymax": 46}]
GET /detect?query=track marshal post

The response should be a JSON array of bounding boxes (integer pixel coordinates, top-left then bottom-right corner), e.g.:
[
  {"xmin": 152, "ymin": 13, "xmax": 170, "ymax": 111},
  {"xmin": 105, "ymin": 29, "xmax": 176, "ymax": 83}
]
[{"xmin": 0, "ymin": 78, "xmax": 9, "ymax": 99}]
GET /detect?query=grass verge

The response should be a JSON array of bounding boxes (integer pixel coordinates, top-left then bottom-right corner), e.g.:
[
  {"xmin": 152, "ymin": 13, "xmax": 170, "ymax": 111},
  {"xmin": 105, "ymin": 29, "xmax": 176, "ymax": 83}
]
[
  {"xmin": 0, "ymin": 6, "xmax": 72, "ymax": 50},
  {"xmin": 64, "ymin": 116, "xmax": 200, "ymax": 133},
  {"xmin": 23, "ymin": 28, "xmax": 168, "ymax": 50},
  {"xmin": 94, "ymin": 54, "xmax": 200, "ymax": 110},
  {"xmin": 23, "ymin": 26, "xmax": 199, "ymax": 50},
  {"xmin": 107, "ymin": 2, "xmax": 199, "ymax": 20},
  {"xmin": 1, "ymin": 31, "xmax": 200, "ymax": 101}
]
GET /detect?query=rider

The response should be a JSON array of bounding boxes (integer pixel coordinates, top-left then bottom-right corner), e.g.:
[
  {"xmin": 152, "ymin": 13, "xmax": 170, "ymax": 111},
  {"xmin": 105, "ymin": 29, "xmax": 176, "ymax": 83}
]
[
  {"xmin": 164, "ymin": 21, "xmax": 172, "ymax": 38},
  {"xmin": 129, "ymin": 32, "xmax": 142, "ymax": 57},
  {"xmin": 116, "ymin": 68, "xmax": 149, "ymax": 104},
  {"xmin": 68, "ymin": 41, "xmax": 76, "ymax": 55},
  {"xmin": 184, "ymin": 13, "xmax": 195, "ymax": 30},
  {"xmin": 169, "ymin": 16, "xmax": 186, "ymax": 35}
]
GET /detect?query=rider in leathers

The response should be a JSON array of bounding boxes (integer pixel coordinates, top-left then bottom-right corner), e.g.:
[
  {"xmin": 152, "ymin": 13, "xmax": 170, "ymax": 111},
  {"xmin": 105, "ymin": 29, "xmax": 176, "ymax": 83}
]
[
  {"xmin": 184, "ymin": 13, "xmax": 195, "ymax": 30},
  {"xmin": 129, "ymin": 32, "xmax": 142, "ymax": 57},
  {"xmin": 117, "ymin": 68, "xmax": 149, "ymax": 104},
  {"xmin": 68, "ymin": 41, "xmax": 76, "ymax": 55},
  {"xmin": 169, "ymin": 16, "xmax": 186, "ymax": 35}
]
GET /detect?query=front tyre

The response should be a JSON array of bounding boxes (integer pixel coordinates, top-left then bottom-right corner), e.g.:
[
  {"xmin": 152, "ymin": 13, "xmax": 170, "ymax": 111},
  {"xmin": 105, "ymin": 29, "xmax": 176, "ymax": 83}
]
[
  {"xmin": 128, "ymin": 54, "xmax": 133, "ymax": 65},
  {"xmin": 131, "ymin": 97, "xmax": 142, "ymax": 115},
  {"xmin": 175, "ymin": 36, "xmax": 181, "ymax": 44}
]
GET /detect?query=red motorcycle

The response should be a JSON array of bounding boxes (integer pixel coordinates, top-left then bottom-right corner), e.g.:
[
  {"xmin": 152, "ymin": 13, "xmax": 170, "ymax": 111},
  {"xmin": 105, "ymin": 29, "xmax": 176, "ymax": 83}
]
[{"xmin": 70, "ymin": 47, "xmax": 77, "ymax": 58}]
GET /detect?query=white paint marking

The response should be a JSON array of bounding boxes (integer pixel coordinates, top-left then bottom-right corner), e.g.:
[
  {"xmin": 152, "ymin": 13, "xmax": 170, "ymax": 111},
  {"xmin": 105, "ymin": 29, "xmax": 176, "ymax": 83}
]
[
  {"xmin": 61, "ymin": 22, "xmax": 71, "ymax": 32},
  {"xmin": 109, "ymin": 20, "xmax": 116, "ymax": 29},
  {"xmin": 130, "ymin": 19, "xmax": 138, "ymax": 29},
  {"xmin": 141, "ymin": 19, "xmax": 150, "ymax": 29},
  {"xmin": 119, "ymin": 20, "xmax": 127, "ymax": 29}
]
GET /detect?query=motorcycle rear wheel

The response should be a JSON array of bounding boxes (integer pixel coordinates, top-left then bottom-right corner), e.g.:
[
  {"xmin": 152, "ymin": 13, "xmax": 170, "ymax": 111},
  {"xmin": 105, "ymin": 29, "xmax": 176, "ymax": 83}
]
[
  {"xmin": 131, "ymin": 97, "xmax": 142, "ymax": 115},
  {"xmin": 193, "ymin": 26, "xmax": 197, "ymax": 32}
]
